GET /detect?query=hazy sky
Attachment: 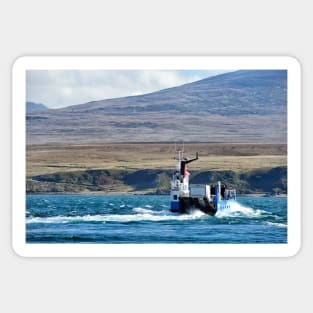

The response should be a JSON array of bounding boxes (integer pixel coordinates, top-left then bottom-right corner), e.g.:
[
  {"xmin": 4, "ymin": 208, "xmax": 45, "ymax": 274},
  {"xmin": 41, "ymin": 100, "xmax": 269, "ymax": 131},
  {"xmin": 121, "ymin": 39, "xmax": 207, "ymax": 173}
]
[{"xmin": 26, "ymin": 70, "xmax": 231, "ymax": 109}]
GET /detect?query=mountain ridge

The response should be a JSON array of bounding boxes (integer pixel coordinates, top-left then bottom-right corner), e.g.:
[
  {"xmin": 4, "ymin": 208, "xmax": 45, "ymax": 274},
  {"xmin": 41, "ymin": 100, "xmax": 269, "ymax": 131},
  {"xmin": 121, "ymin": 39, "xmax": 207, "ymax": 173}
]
[
  {"xmin": 26, "ymin": 70, "xmax": 287, "ymax": 144},
  {"xmin": 26, "ymin": 101, "xmax": 49, "ymax": 113}
]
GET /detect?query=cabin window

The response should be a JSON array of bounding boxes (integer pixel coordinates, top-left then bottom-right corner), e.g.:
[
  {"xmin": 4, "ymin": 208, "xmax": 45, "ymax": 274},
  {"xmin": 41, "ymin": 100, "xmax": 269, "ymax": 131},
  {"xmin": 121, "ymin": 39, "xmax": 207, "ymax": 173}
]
[{"xmin": 173, "ymin": 195, "xmax": 177, "ymax": 200}]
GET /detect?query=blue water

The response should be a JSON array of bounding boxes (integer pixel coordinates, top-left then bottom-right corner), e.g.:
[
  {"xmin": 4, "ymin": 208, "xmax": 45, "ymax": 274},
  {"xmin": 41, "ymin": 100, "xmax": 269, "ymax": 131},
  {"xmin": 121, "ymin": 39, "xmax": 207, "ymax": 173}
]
[{"xmin": 26, "ymin": 195, "xmax": 287, "ymax": 244}]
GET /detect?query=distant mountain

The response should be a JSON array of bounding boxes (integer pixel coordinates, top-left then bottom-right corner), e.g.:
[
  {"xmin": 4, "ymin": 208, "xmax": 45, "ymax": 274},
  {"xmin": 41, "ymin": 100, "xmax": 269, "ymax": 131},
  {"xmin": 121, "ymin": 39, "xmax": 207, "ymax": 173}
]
[
  {"xmin": 26, "ymin": 70, "xmax": 287, "ymax": 144},
  {"xmin": 26, "ymin": 102, "xmax": 48, "ymax": 113}
]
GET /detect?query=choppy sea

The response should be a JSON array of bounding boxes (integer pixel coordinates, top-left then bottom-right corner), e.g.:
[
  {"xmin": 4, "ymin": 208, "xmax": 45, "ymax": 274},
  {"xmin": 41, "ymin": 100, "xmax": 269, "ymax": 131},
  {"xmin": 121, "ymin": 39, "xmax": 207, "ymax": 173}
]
[{"xmin": 26, "ymin": 195, "xmax": 287, "ymax": 244}]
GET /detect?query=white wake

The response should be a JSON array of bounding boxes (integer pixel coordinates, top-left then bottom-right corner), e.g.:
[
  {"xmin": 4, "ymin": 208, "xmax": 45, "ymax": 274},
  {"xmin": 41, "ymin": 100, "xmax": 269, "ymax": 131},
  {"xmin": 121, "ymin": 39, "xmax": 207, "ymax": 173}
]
[
  {"xmin": 26, "ymin": 207, "xmax": 207, "ymax": 224},
  {"xmin": 215, "ymin": 201, "xmax": 268, "ymax": 218}
]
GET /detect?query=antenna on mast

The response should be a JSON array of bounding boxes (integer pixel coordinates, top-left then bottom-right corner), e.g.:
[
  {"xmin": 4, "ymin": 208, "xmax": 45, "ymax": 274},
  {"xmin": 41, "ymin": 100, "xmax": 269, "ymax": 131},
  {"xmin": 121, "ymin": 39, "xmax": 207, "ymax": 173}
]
[
  {"xmin": 174, "ymin": 142, "xmax": 177, "ymax": 159},
  {"xmin": 173, "ymin": 140, "xmax": 186, "ymax": 160}
]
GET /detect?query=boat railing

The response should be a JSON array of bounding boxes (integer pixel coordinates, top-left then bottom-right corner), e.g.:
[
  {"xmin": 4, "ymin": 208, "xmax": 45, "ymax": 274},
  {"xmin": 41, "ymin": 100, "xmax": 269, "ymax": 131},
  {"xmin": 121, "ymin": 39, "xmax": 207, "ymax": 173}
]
[{"xmin": 224, "ymin": 189, "xmax": 236, "ymax": 200}]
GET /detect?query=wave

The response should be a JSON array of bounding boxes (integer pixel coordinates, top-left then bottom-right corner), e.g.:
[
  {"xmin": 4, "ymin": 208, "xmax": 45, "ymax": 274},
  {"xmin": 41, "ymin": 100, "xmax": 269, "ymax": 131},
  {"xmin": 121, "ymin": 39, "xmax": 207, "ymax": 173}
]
[
  {"xmin": 132, "ymin": 207, "xmax": 156, "ymax": 214},
  {"xmin": 27, "ymin": 214, "xmax": 108, "ymax": 224},
  {"xmin": 264, "ymin": 221, "xmax": 287, "ymax": 228},
  {"xmin": 26, "ymin": 209, "xmax": 208, "ymax": 224},
  {"xmin": 215, "ymin": 201, "xmax": 269, "ymax": 218},
  {"xmin": 26, "ymin": 201, "xmax": 277, "ymax": 225}
]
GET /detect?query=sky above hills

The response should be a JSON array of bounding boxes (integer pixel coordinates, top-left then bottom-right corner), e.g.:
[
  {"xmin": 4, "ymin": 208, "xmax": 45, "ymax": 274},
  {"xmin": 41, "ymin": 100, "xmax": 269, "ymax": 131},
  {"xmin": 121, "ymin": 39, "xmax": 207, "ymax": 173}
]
[{"xmin": 26, "ymin": 70, "xmax": 232, "ymax": 109}]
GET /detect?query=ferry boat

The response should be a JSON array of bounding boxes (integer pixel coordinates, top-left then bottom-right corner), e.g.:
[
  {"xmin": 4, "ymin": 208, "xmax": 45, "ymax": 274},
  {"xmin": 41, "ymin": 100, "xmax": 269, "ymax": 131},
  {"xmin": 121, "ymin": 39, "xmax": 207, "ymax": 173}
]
[{"xmin": 170, "ymin": 148, "xmax": 236, "ymax": 215}]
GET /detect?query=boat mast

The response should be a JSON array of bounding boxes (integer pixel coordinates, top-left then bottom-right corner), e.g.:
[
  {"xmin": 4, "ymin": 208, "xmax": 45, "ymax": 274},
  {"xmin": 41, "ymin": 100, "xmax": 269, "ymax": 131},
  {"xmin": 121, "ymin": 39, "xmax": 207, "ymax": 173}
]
[
  {"xmin": 174, "ymin": 144, "xmax": 198, "ymax": 194},
  {"xmin": 170, "ymin": 143, "xmax": 199, "ymax": 212}
]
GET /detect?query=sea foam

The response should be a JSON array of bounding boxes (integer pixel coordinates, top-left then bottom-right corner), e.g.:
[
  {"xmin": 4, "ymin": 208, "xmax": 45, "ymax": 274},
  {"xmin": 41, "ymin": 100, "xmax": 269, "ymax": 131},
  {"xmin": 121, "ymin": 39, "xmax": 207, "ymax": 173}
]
[
  {"xmin": 26, "ymin": 209, "xmax": 208, "ymax": 224},
  {"xmin": 215, "ymin": 201, "xmax": 268, "ymax": 218}
]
